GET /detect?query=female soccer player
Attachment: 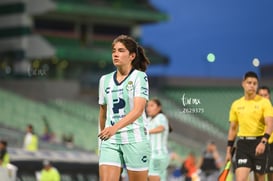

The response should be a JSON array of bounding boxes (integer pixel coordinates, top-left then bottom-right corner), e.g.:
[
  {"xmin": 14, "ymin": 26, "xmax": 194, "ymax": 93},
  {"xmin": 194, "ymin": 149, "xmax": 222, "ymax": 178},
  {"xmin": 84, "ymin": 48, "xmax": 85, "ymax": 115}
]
[
  {"xmin": 98, "ymin": 34, "xmax": 150, "ymax": 181},
  {"xmin": 146, "ymin": 98, "xmax": 171, "ymax": 181}
]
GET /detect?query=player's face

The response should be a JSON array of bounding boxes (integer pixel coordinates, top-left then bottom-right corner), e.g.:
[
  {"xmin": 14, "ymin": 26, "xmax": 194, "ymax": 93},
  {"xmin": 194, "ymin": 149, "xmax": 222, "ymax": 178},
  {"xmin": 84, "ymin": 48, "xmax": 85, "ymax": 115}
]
[
  {"xmin": 258, "ymin": 89, "xmax": 270, "ymax": 99},
  {"xmin": 242, "ymin": 77, "xmax": 258, "ymax": 95},
  {"xmin": 146, "ymin": 101, "xmax": 161, "ymax": 117},
  {"xmin": 112, "ymin": 42, "xmax": 135, "ymax": 68}
]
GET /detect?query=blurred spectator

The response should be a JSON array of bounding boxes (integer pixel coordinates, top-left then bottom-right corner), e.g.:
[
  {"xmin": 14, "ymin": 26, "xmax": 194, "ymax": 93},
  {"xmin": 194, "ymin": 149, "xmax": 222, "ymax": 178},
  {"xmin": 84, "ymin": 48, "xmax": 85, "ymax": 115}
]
[
  {"xmin": 41, "ymin": 116, "xmax": 55, "ymax": 142},
  {"xmin": 23, "ymin": 124, "xmax": 38, "ymax": 151},
  {"xmin": 39, "ymin": 160, "xmax": 60, "ymax": 181},
  {"xmin": 182, "ymin": 151, "xmax": 200, "ymax": 181},
  {"xmin": 168, "ymin": 152, "xmax": 185, "ymax": 181},
  {"xmin": 0, "ymin": 140, "xmax": 9, "ymax": 167},
  {"xmin": 198, "ymin": 141, "xmax": 222, "ymax": 181},
  {"xmin": 62, "ymin": 133, "xmax": 74, "ymax": 148}
]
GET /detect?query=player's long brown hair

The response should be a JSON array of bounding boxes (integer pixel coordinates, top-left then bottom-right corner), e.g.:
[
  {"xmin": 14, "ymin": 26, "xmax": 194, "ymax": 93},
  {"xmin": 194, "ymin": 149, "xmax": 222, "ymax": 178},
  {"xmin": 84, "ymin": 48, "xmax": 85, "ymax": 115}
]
[
  {"xmin": 149, "ymin": 98, "xmax": 173, "ymax": 133},
  {"xmin": 112, "ymin": 35, "xmax": 150, "ymax": 72}
]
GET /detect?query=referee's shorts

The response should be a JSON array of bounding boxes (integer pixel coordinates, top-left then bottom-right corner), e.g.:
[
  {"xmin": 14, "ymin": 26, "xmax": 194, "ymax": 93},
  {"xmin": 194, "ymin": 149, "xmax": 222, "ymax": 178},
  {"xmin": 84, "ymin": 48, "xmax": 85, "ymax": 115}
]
[
  {"xmin": 236, "ymin": 136, "xmax": 268, "ymax": 173},
  {"xmin": 267, "ymin": 143, "xmax": 273, "ymax": 173}
]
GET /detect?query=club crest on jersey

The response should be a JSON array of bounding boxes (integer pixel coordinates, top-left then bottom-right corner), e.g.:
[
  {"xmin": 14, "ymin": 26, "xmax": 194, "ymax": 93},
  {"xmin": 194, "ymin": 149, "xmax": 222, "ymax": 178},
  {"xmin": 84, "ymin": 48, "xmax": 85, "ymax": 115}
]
[{"xmin": 126, "ymin": 81, "xmax": 134, "ymax": 91}]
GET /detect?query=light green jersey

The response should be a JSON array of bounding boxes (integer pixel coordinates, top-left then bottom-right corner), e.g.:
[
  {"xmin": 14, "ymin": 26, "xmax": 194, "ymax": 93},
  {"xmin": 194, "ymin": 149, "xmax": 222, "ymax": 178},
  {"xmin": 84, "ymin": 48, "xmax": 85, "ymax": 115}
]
[
  {"xmin": 99, "ymin": 69, "xmax": 149, "ymax": 144},
  {"xmin": 148, "ymin": 113, "xmax": 169, "ymax": 155}
]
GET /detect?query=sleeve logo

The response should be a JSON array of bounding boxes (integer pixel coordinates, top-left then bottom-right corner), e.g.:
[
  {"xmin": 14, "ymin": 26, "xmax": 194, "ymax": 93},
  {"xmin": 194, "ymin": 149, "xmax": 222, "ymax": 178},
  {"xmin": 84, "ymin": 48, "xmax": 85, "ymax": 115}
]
[{"xmin": 105, "ymin": 87, "xmax": 110, "ymax": 94}]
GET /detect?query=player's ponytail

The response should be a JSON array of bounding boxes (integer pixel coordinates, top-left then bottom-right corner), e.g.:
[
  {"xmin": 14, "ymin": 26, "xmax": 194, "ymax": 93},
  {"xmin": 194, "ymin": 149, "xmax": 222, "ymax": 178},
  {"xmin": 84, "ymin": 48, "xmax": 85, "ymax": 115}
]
[
  {"xmin": 149, "ymin": 98, "xmax": 173, "ymax": 133},
  {"xmin": 132, "ymin": 45, "xmax": 150, "ymax": 72}
]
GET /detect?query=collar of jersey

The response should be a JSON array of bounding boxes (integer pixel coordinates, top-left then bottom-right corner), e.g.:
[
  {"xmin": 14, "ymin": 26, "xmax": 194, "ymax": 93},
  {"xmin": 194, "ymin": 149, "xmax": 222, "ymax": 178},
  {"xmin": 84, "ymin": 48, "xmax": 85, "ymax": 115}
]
[{"xmin": 113, "ymin": 69, "xmax": 135, "ymax": 86}]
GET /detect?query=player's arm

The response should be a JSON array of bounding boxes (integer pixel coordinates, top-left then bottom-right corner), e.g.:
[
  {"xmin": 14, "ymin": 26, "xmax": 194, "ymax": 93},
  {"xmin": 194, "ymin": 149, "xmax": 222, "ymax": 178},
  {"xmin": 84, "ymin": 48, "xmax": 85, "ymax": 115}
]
[
  {"xmin": 114, "ymin": 97, "xmax": 146, "ymax": 130},
  {"xmin": 255, "ymin": 100, "xmax": 273, "ymax": 155},
  {"xmin": 149, "ymin": 125, "xmax": 165, "ymax": 134},
  {"xmin": 257, "ymin": 101, "xmax": 273, "ymax": 147},
  {"xmin": 262, "ymin": 116, "xmax": 273, "ymax": 143},
  {"xmin": 99, "ymin": 105, "xmax": 107, "ymax": 131},
  {"xmin": 255, "ymin": 116, "xmax": 273, "ymax": 156},
  {"xmin": 225, "ymin": 121, "xmax": 238, "ymax": 161},
  {"xmin": 212, "ymin": 145, "xmax": 223, "ymax": 168},
  {"xmin": 98, "ymin": 97, "xmax": 146, "ymax": 140},
  {"xmin": 262, "ymin": 100, "xmax": 273, "ymax": 142},
  {"xmin": 196, "ymin": 156, "xmax": 204, "ymax": 169}
]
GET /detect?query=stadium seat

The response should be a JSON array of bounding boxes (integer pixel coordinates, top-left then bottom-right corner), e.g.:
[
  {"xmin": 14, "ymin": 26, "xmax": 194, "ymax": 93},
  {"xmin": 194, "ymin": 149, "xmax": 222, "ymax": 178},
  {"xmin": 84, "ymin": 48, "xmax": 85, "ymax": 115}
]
[{"xmin": 0, "ymin": 88, "xmax": 99, "ymax": 152}]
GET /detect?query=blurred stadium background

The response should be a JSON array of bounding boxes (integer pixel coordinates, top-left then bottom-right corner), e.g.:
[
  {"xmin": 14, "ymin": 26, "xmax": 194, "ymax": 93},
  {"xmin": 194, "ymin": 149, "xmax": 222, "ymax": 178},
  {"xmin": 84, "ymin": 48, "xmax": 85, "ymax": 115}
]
[{"xmin": 0, "ymin": 0, "xmax": 272, "ymax": 180}]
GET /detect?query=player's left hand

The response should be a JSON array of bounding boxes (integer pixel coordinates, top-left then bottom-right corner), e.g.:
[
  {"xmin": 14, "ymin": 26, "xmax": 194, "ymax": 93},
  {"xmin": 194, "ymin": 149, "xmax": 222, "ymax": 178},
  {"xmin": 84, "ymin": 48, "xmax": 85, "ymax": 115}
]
[
  {"xmin": 255, "ymin": 142, "xmax": 266, "ymax": 156},
  {"xmin": 98, "ymin": 126, "xmax": 118, "ymax": 141}
]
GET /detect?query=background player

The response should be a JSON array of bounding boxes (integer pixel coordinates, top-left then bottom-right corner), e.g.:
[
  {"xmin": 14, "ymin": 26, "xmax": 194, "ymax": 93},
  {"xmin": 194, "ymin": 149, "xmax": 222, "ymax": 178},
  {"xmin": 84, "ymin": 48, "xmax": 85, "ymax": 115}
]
[
  {"xmin": 258, "ymin": 86, "xmax": 273, "ymax": 181},
  {"xmin": 146, "ymin": 98, "xmax": 171, "ymax": 181}
]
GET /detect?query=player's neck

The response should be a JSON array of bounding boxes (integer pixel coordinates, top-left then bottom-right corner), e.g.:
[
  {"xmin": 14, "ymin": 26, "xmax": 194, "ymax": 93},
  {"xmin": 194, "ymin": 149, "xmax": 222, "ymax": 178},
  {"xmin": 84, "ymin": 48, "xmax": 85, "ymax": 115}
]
[
  {"xmin": 244, "ymin": 93, "xmax": 256, "ymax": 100},
  {"xmin": 116, "ymin": 66, "xmax": 133, "ymax": 83},
  {"xmin": 117, "ymin": 66, "xmax": 132, "ymax": 76}
]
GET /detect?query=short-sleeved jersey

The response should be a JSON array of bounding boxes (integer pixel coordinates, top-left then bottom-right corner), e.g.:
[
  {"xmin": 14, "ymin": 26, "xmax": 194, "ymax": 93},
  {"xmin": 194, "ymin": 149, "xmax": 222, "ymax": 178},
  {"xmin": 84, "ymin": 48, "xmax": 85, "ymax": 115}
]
[
  {"xmin": 98, "ymin": 69, "xmax": 149, "ymax": 144},
  {"xmin": 148, "ymin": 113, "xmax": 169, "ymax": 155},
  {"xmin": 229, "ymin": 95, "xmax": 273, "ymax": 137}
]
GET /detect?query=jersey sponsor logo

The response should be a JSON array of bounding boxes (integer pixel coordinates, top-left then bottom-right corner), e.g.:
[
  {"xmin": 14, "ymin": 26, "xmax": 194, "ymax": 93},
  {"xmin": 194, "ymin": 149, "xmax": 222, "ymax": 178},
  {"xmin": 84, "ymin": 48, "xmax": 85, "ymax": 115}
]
[
  {"xmin": 105, "ymin": 87, "xmax": 110, "ymax": 94},
  {"xmin": 126, "ymin": 81, "xmax": 133, "ymax": 91},
  {"xmin": 112, "ymin": 98, "xmax": 126, "ymax": 114},
  {"xmin": 110, "ymin": 120, "xmax": 115, "ymax": 126},
  {"xmin": 112, "ymin": 115, "xmax": 126, "ymax": 119},
  {"xmin": 111, "ymin": 88, "xmax": 123, "ymax": 93},
  {"xmin": 105, "ymin": 87, "xmax": 124, "ymax": 94},
  {"xmin": 141, "ymin": 155, "xmax": 148, "ymax": 163},
  {"xmin": 238, "ymin": 159, "xmax": 247, "ymax": 165}
]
